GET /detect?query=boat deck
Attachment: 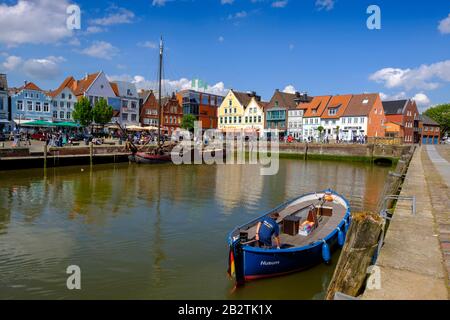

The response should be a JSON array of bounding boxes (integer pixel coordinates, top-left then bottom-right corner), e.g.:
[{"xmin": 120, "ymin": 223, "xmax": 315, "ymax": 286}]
[{"xmin": 243, "ymin": 199, "xmax": 347, "ymax": 248}]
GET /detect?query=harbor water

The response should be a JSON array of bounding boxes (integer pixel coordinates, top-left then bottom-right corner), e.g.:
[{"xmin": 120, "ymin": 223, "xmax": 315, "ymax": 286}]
[{"xmin": 0, "ymin": 159, "xmax": 391, "ymax": 299}]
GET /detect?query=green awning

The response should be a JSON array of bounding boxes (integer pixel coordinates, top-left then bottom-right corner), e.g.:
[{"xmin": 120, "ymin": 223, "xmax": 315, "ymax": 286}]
[{"xmin": 20, "ymin": 120, "xmax": 79, "ymax": 128}]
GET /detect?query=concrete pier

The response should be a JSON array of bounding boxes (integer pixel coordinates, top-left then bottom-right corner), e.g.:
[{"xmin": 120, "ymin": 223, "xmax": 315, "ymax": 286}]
[{"xmin": 363, "ymin": 145, "xmax": 449, "ymax": 300}]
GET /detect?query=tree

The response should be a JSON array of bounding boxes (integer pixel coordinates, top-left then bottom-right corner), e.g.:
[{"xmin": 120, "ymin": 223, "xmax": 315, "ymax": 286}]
[
  {"xmin": 73, "ymin": 97, "xmax": 93, "ymax": 128},
  {"xmin": 317, "ymin": 125, "xmax": 324, "ymax": 141},
  {"xmin": 181, "ymin": 114, "xmax": 196, "ymax": 132},
  {"xmin": 93, "ymin": 97, "xmax": 114, "ymax": 128},
  {"xmin": 424, "ymin": 104, "xmax": 450, "ymax": 136}
]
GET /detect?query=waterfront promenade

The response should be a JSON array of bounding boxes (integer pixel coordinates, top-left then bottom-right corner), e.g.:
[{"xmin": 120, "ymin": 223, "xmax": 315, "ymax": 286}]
[{"xmin": 363, "ymin": 145, "xmax": 449, "ymax": 300}]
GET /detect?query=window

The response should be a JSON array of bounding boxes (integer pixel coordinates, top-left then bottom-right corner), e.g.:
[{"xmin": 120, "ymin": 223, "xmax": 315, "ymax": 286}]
[
  {"xmin": 67, "ymin": 112, "xmax": 71, "ymax": 119},
  {"xmin": 258, "ymin": 116, "xmax": 261, "ymax": 123},
  {"xmin": 354, "ymin": 118, "xmax": 358, "ymax": 124},
  {"xmin": 224, "ymin": 117, "xmax": 227, "ymax": 124},
  {"xmin": 60, "ymin": 111, "xmax": 64, "ymax": 119},
  {"xmin": 239, "ymin": 117, "xmax": 242, "ymax": 123},
  {"xmin": 360, "ymin": 117, "xmax": 364, "ymax": 123},
  {"xmin": 220, "ymin": 117, "xmax": 223, "ymax": 124},
  {"xmin": 362, "ymin": 99, "xmax": 369, "ymax": 104},
  {"xmin": 249, "ymin": 116, "xmax": 252, "ymax": 123},
  {"xmin": 53, "ymin": 101, "xmax": 57, "ymax": 107},
  {"xmin": 131, "ymin": 114, "xmax": 137, "ymax": 122},
  {"xmin": 229, "ymin": 100, "xmax": 232, "ymax": 107},
  {"xmin": 17, "ymin": 100, "xmax": 23, "ymax": 111},
  {"xmin": 233, "ymin": 116, "xmax": 237, "ymax": 123},
  {"xmin": 234, "ymin": 108, "xmax": 237, "ymax": 114},
  {"xmin": 254, "ymin": 116, "xmax": 257, "ymax": 123},
  {"xmin": 224, "ymin": 108, "xmax": 227, "ymax": 114},
  {"xmin": 342, "ymin": 118, "xmax": 346, "ymax": 124},
  {"xmin": 67, "ymin": 102, "xmax": 71, "ymax": 109},
  {"xmin": 60, "ymin": 101, "xmax": 64, "ymax": 108},
  {"xmin": 25, "ymin": 93, "xmax": 28, "ymax": 98},
  {"xmin": 53, "ymin": 111, "xmax": 58, "ymax": 118},
  {"xmin": 328, "ymin": 108, "xmax": 337, "ymax": 115},
  {"xmin": 61, "ymin": 93, "xmax": 65, "ymax": 99},
  {"xmin": 27, "ymin": 101, "xmax": 33, "ymax": 111},
  {"xmin": 131, "ymin": 101, "xmax": 137, "ymax": 109},
  {"xmin": 122, "ymin": 113, "xmax": 128, "ymax": 121},
  {"xmin": 245, "ymin": 116, "xmax": 248, "ymax": 123},
  {"xmin": 275, "ymin": 101, "xmax": 279, "ymax": 107},
  {"xmin": 127, "ymin": 89, "xmax": 132, "ymax": 96},
  {"xmin": 69, "ymin": 94, "xmax": 72, "ymax": 100},
  {"xmin": 202, "ymin": 95, "xmax": 209, "ymax": 105},
  {"xmin": 44, "ymin": 103, "xmax": 49, "ymax": 112},
  {"xmin": 122, "ymin": 100, "xmax": 128, "ymax": 109}
]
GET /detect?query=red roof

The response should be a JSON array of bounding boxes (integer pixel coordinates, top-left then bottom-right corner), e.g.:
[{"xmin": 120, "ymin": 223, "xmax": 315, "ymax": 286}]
[
  {"xmin": 300, "ymin": 95, "xmax": 332, "ymax": 118},
  {"xmin": 321, "ymin": 95, "xmax": 353, "ymax": 119}
]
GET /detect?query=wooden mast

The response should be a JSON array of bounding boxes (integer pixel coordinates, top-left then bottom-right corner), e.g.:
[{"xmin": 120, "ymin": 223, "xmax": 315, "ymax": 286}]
[{"xmin": 158, "ymin": 36, "xmax": 163, "ymax": 146}]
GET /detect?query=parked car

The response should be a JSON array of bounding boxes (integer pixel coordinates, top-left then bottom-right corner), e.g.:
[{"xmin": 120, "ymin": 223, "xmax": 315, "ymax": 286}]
[{"xmin": 31, "ymin": 132, "xmax": 46, "ymax": 141}]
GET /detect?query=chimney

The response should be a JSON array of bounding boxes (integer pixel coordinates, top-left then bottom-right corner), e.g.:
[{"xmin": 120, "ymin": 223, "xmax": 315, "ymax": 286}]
[
  {"xmin": 24, "ymin": 80, "xmax": 28, "ymax": 86},
  {"xmin": 85, "ymin": 73, "xmax": 88, "ymax": 80}
]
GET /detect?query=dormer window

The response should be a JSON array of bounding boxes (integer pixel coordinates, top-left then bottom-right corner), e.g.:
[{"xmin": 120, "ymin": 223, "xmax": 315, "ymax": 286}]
[{"xmin": 275, "ymin": 101, "xmax": 279, "ymax": 107}]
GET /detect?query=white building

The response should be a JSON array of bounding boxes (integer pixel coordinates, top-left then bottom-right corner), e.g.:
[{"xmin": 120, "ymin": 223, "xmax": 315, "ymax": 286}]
[
  {"xmin": 287, "ymin": 109, "xmax": 304, "ymax": 140},
  {"xmin": 243, "ymin": 96, "xmax": 267, "ymax": 137}
]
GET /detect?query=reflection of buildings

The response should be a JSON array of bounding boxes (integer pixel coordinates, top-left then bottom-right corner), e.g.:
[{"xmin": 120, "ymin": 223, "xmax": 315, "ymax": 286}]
[{"xmin": 215, "ymin": 164, "xmax": 264, "ymax": 214}]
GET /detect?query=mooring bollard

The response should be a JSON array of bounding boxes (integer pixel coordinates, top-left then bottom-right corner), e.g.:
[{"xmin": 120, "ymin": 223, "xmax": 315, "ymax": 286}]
[
  {"xmin": 90, "ymin": 142, "xmax": 93, "ymax": 166},
  {"xmin": 43, "ymin": 143, "xmax": 47, "ymax": 169}
]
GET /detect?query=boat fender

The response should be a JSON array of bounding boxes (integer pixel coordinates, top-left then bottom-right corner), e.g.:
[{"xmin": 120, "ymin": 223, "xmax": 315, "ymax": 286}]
[
  {"xmin": 344, "ymin": 219, "xmax": 349, "ymax": 233},
  {"xmin": 337, "ymin": 227, "xmax": 345, "ymax": 247},
  {"xmin": 321, "ymin": 240, "xmax": 331, "ymax": 264}
]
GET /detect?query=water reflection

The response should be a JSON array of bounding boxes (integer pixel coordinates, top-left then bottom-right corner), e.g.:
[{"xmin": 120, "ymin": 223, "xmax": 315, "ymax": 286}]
[{"xmin": 0, "ymin": 160, "xmax": 391, "ymax": 299}]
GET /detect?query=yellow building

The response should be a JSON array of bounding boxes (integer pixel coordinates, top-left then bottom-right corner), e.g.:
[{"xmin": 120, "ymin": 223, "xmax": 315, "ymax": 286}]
[{"xmin": 218, "ymin": 89, "xmax": 261, "ymax": 132}]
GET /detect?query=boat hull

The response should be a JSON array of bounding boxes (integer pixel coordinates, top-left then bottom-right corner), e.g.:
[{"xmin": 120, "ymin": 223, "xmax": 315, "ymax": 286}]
[
  {"xmin": 242, "ymin": 228, "xmax": 341, "ymax": 280},
  {"xmin": 134, "ymin": 152, "xmax": 172, "ymax": 164},
  {"xmin": 227, "ymin": 190, "xmax": 351, "ymax": 283}
]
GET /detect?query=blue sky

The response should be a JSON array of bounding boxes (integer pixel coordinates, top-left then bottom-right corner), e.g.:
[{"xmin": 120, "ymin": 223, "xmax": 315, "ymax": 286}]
[{"xmin": 0, "ymin": 0, "xmax": 449, "ymax": 110}]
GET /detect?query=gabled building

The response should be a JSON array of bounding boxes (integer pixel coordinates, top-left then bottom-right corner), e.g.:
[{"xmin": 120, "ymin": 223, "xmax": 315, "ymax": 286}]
[
  {"xmin": 139, "ymin": 90, "xmax": 161, "ymax": 127},
  {"xmin": 218, "ymin": 89, "xmax": 255, "ymax": 132},
  {"xmin": 341, "ymin": 93, "xmax": 385, "ymax": 141},
  {"xmin": 243, "ymin": 96, "xmax": 267, "ymax": 137},
  {"xmin": 162, "ymin": 93, "xmax": 183, "ymax": 135},
  {"xmin": 265, "ymin": 89, "xmax": 299, "ymax": 137},
  {"xmin": 111, "ymin": 81, "xmax": 140, "ymax": 126},
  {"xmin": 420, "ymin": 114, "xmax": 440, "ymax": 145},
  {"xmin": 47, "ymin": 76, "xmax": 77, "ymax": 122},
  {"xmin": 10, "ymin": 81, "xmax": 53, "ymax": 125},
  {"xmin": 299, "ymin": 95, "xmax": 331, "ymax": 141},
  {"xmin": 382, "ymin": 99, "xmax": 419, "ymax": 144},
  {"xmin": 320, "ymin": 94, "xmax": 353, "ymax": 140},
  {"xmin": 0, "ymin": 74, "xmax": 9, "ymax": 131}
]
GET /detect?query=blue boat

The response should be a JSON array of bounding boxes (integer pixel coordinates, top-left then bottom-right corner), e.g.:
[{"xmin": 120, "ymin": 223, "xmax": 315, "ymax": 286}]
[{"xmin": 227, "ymin": 189, "xmax": 351, "ymax": 285}]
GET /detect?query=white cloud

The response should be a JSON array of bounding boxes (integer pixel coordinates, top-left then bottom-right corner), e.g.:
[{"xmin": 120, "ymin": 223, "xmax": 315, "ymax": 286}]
[
  {"xmin": 228, "ymin": 11, "xmax": 248, "ymax": 19},
  {"xmin": 369, "ymin": 60, "xmax": 450, "ymax": 91},
  {"xmin": 289, "ymin": 43, "xmax": 295, "ymax": 50},
  {"xmin": 1, "ymin": 55, "xmax": 65, "ymax": 80},
  {"xmin": 379, "ymin": 91, "xmax": 407, "ymax": 101},
  {"xmin": 315, "ymin": 0, "xmax": 335, "ymax": 11},
  {"xmin": 0, "ymin": 0, "xmax": 73, "ymax": 46},
  {"xmin": 152, "ymin": 0, "xmax": 172, "ymax": 6},
  {"xmin": 90, "ymin": 7, "xmax": 135, "ymax": 26},
  {"xmin": 68, "ymin": 38, "xmax": 81, "ymax": 46},
  {"xmin": 137, "ymin": 41, "xmax": 158, "ymax": 49},
  {"xmin": 283, "ymin": 85, "xmax": 296, "ymax": 94},
  {"xmin": 108, "ymin": 75, "xmax": 228, "ymax": 96},
  {"xmin": 2, "ymin": 55, "xmax": 23, "ymax": 71},
  {"xmin": 272, "ymin": 1, "xmax": 288, "ymax": 8},
  {"xmin": 86, "ymin": 26, "xmax": 105, "ymax": 34},
  {"xmin": 81, "ymin": 41, "xmax": 119, "ymax": 60},
  {"xmin": 438, "ymin": 14, "xmax": 450, "ymax": 34},
  {"xmin": 22, "ymin": 56, "xmax": 65, "ymax": 80},
  {"xmin": 412, "ymin": 93, "xmax": 430, "ymax": 108},
  {"xmin": 221, "ymin": 0, "xmax": 234, "ymax": 4},
  {"xmin": 218, "ymin": 36, "xmax": 225, "ymax": 43}
]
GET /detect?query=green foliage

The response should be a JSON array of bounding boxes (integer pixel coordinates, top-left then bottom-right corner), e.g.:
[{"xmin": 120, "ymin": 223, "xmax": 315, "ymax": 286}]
[
  {"xmin": 424, "ymin": 104, "xmax": 450, "ymax": 135},
  {"xmin": 93, "ymin": 98, "xmax": 114, "ymax": 126},
  {"xmin": 72, "ymin": 97, "xmax": 93, "ymax": 127},
  {"xmin": 181, "ymin": 114, "xmax": 196, "ymax": 131}
]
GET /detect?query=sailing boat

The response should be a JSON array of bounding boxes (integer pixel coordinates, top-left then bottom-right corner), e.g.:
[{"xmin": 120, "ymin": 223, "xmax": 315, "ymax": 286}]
[{"xmin": 134, "ymin": 37, "xmax": 172, "ymax": 164}]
